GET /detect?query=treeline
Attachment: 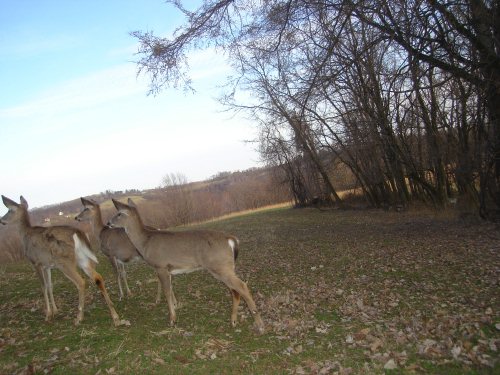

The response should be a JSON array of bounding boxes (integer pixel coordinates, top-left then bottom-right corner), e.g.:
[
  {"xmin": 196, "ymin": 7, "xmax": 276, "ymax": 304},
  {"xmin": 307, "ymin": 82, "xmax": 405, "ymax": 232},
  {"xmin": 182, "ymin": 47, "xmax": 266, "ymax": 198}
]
[
  {"xmin": 133, "ymin": 0, "xmax": 500, "ymax": 219},
  {"xmin": 139, "ymin": 168, "xmax": 289, "ymax": 228}
]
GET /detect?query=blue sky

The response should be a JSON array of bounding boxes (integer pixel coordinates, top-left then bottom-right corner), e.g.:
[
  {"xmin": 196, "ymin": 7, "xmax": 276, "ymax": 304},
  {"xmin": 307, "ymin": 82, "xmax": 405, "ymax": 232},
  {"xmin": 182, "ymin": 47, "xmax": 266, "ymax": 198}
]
[{"xmin": 0, "ymin": 0, "xmax": 260, "ymax": 214}]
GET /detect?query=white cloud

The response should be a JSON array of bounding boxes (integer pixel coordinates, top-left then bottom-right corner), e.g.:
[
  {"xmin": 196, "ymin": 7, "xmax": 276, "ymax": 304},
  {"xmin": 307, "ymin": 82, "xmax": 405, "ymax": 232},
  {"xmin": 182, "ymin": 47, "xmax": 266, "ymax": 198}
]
[
  {"xmin": 0, "ymin": 64, "xmax": 146, "ymax": 119},
  {"xmin": 0, "ymin": 32, "xmax": 81, "ymax": 58}
]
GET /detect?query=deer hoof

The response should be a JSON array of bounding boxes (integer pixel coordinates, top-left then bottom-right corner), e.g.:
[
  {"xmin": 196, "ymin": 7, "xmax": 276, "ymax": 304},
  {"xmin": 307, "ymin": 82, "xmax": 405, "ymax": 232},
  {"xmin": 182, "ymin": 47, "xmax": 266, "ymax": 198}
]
[{"xmin": 254, "ymin": 319, "xmax": 265, "ymax": 335}]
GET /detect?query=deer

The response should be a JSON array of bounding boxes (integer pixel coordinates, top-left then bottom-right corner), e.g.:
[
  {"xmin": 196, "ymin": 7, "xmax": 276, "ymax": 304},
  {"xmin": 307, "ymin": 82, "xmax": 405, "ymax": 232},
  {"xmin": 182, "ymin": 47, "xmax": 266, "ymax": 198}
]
[
  {"xmin": 0, "ymin": 195, "xmax": 121, "ymax": 326},
  {"xmin": 75, "ymin": 197, "xmax": 164, "ymax": 304},
  {"xmin": 107, "ymin": 198, "xmax": 265, "ymax": 334}
]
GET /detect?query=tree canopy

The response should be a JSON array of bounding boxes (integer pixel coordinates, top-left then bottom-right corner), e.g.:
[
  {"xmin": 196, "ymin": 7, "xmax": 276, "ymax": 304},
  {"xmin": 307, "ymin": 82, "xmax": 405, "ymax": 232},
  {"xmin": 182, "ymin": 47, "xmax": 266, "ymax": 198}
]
[{"xmin": 132, "ymin": 0, "xmax": 500, "ymax": 219}]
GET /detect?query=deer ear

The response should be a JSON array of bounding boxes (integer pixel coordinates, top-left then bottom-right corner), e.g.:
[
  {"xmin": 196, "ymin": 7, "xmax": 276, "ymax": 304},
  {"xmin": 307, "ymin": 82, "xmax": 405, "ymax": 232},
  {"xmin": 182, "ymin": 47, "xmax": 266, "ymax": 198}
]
[
  {"xmin": 20, "ymin": 196, "xmax": 29, "ymax": 209},
  {"xmin": 127, "ymin": 198, "xmax": 137, "ymax": 208},
  {"xmin": 112, "ymin": 199, "xmax": 128, "ymax": 211},
  {"xmin": 2, "ymin": 195, "xmax": 18, "ymax": 209},
  {"xmin": 81, "ymin": 197, "xmax": 96, "ymax": 207}
]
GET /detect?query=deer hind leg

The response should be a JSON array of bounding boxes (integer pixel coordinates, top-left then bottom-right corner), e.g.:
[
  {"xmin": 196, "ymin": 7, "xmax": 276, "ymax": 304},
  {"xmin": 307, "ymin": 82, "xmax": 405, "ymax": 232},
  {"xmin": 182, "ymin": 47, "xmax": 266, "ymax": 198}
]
[
  {"xmin": 209, "ymin": 270, "xmax": 265, "ymax": 334},
  {"xmin": 89, "ymin": 270, "xmax": 121, "ymax": 326},
  {"xmin": 59, "ymin": 265, "xmax": 86, "ymax": 325},
  {"xmin": 156, "ymin": 269, "xmax": 176, "ymax": 326},
  {"xmin": 230, "ymin": 289, "xmax": 241, "ymax": 327}
]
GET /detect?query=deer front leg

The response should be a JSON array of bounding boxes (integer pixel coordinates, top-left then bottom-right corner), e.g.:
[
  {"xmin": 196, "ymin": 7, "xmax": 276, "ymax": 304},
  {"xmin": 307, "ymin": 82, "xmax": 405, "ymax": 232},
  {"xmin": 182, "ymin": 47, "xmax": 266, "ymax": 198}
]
[
  {"xmin": 154, "ymin": 273, "xmax": 178, "ymax": 307},
  {"xmin": 169, "ymin": 274, "xmax": 178, "ymax": 308},
  {"xmin": 157, "ymin": 269, "xmax": 176, "ymax": 326},
  {"xmin": 111, "ymin": 257, "xmax": 124, "ymax": 301},
  {"xmin": 119, "ymin": 261, "xmax": 132, "ymax": 297},
  {"xmin": 46, "ymin": 268, "xmax": 58, "ymax": 315},
  {"xmin": 36, "ymin": 266, "xmax": 53, "ymax": 321},
  {"xmin": 155, "ymin": 274, "xmax": 162, "ymax": 304}
]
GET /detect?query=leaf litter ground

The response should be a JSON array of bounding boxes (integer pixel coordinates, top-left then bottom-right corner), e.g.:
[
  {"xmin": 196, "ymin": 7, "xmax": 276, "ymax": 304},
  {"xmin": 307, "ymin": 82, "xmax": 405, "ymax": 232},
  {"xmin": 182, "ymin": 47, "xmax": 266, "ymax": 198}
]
[{"xmin": 0, "ymin": 207, "xmax": 498, "ymax": 374}]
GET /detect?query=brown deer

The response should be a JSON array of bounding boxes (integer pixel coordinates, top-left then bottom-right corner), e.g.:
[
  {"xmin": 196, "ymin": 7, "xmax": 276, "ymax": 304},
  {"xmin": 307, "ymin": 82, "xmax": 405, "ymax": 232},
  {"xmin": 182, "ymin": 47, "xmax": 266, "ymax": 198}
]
[
  {"xmin": 75, "ymin": 197, "xmax": 164, "ymax": 303},
  {"xmin": 0, "ymin": 195, "xmax": 121, "ymax": 326},
  {"xmin": 107, "ymin": 198, "xmax": 265, "ymax": 334}
]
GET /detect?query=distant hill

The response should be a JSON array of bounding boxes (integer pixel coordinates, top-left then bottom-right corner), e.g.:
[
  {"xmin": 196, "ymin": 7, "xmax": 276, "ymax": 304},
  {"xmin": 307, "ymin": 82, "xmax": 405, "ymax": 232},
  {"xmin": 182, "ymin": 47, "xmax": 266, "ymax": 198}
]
[
  {"xmin": 28, "ymin": 166, "xmax": 288, "ymax": 226},
  {"xmin": 0, "ymin": 166, "xmax": 291, "ymax": 262}
]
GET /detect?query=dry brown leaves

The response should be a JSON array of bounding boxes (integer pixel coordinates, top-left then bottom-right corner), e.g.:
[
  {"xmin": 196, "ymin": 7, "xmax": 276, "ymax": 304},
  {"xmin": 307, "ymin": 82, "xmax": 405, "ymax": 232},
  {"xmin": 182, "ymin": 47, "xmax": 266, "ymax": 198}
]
[
  {"xmin": 250, "ymin": 210, "xmax": 500, "ymax": 373},
  {"xmin": 194, "ymin": 338, "xmax": 233, "ymax": 360}
]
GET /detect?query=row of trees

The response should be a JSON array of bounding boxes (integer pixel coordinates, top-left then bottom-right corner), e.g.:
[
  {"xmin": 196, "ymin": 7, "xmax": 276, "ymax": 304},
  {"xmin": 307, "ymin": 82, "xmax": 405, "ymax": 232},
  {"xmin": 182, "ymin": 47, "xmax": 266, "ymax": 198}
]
[
  {"xmin": 140, "ymin": 169, "xmax": 288, "ymax": 227},
  {"xmin": 132, "ymin": 0, "xmax": 499, "ymax": 218}
]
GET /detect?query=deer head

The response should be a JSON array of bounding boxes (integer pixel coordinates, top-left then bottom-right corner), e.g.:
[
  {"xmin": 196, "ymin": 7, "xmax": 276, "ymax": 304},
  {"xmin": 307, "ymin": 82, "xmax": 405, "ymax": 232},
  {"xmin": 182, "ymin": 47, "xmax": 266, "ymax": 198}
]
[
  {"xmin": 107, "ymin": 199, "xmax": 141, "ymax": 233},
  {"xmin": 1, "ymin": 195, "xmax": 29, "ymax": 225},
  {"xmin": 75, "ymin": 197, "xmax": 99, "ymax": 222}
]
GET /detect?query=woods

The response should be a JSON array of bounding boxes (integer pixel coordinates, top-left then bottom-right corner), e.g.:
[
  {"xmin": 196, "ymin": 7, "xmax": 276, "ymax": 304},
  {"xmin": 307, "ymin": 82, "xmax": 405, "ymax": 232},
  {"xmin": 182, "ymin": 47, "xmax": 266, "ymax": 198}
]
[{"xmin": 132, "ymin": 0, "xmax": 500, "ymax": 219}]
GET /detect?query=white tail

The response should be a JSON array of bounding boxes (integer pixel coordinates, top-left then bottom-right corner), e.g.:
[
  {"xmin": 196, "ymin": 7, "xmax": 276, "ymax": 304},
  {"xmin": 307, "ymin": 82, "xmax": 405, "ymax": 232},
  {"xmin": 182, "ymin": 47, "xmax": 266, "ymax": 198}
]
[
  {"xmin": 0, "ymin": 195, "xmax": 121, "ymax": 326},
  {"xmin": 108, "ymin": 198, "xmax": 264, "ymax": 334},
  {"xmin": 75, "ymin": 197, "xmax": 163, "ymax": 303},
  {"xmin": 73, "ymin": 233, "xmax": 98, "ymax": 278}
]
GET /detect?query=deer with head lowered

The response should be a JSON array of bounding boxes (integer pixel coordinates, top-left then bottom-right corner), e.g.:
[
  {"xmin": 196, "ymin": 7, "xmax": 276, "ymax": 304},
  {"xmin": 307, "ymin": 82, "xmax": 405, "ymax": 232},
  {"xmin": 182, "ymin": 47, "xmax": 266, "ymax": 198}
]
[
  {"xmin": 75, "ymin": 197, "xmax": 165, "ymax": 303},
  {"xmin": 107, "ymin": 198, "xmax": 265, "ymax": 334},
  {"xmin": 0, "ymin": 195, "xmax": 121, "ymax": 326}
]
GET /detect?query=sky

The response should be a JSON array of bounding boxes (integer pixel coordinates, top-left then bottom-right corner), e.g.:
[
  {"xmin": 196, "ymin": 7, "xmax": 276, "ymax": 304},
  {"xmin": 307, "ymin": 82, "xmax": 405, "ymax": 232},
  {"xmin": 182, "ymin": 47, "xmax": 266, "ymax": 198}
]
[{"xmin": 0, "ymin": 0, "xmax": 260, "ymax": 215}]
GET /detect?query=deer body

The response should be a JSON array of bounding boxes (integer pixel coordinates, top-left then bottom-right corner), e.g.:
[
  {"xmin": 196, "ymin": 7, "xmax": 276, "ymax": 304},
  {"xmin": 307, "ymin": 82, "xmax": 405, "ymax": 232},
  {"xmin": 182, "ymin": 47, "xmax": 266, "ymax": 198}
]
[
  {"xmin": 0, "ymin": 196, "xmax": 121, "ymax": 326},
  {"xmin": 76, "ymin": 198, "xmax": 163, "ymax": 302},
  {"xmin": 108, "ymin": 199, "xmax": 264, "ymax": 333}
]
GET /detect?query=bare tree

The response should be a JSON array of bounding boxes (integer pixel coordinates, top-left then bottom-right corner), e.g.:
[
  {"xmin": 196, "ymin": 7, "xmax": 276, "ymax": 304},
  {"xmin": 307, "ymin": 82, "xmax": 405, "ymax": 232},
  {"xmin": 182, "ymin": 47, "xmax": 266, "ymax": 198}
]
[
  {"xmin": 160, "ymin": 172, "xmax": 194, "ymax": 225},
  {"xmin": 131, "ymin": 0, "xmax": 499, "ymax": 218},
  {"xmin": 352, "ymin": 0, "xmax": 500, "ymax": 216}
]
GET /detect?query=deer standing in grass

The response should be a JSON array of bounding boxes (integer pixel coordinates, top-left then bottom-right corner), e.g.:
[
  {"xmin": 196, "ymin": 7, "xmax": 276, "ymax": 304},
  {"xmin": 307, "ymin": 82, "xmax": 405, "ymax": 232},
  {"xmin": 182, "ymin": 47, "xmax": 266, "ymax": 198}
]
[
  {"xmin": 75, "ymin": 197, "xmax": 164, "ymax": 303},
  {"xmin": 107, "ymin": 198, "xmax": 265, "ymax": 333},
  {"xmin": 0, "ymin": 196, "xmax": 121, "ymax": 326}
]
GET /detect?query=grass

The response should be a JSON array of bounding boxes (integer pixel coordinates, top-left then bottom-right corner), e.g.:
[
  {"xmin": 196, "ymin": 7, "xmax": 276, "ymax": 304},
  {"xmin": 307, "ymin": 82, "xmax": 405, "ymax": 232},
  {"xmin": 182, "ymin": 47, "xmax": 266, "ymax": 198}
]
[{"xmin": 0, "ymin": 207, "xmax": 499, "ymax": 374}]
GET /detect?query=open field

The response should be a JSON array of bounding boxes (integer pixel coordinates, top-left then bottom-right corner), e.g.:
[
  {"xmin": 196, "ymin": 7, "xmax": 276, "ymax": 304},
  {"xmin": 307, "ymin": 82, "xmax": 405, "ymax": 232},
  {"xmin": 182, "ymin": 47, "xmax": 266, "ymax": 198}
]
[{"xmin": 0, "ymin": 207, "xmax": 498, "ymax": 374}]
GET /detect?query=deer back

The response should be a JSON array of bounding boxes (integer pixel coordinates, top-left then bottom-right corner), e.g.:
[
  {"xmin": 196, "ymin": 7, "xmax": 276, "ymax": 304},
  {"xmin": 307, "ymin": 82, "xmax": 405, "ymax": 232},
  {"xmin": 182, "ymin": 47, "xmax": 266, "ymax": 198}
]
[
  {"xmin": 24, "ymin": 226, "xmax": 89, "ymax": 266},
  {"xmin": 138, "ymin": 229, "xmax": 237, "ymax": 271}
]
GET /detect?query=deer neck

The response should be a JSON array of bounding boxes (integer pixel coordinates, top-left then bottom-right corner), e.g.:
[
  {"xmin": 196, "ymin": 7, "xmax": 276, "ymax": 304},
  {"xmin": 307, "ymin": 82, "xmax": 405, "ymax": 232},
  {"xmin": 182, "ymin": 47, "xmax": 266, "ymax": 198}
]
[
  {"xmin": 17, "ymin": 209, "xmax": 34, "ymax": 254},
  {"xmin": 17, "ymin": 209, "xmax": 32, "ymax": 232},
  {"xmin": 122, "ymin": 217, "xmax": 149, "ymax": 252},
  {"xmin": 92, "ymin": 209, "xmax": 106, "ymax": 236}
]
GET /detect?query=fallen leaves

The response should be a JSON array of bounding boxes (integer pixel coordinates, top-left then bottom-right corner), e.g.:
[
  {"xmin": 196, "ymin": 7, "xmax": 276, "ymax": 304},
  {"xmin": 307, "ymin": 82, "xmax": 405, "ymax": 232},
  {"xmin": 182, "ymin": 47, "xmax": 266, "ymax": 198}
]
[
  {"xmin": 1, "ymin": 208, "xmax": 499, "ymax": 373},
  {"xmin": 383, "ymin": 358, "xmax": 397, "ymax": 370},
  {"xmin": 194, "ymin": 338, "xmax": 232, "ymax": 360}
]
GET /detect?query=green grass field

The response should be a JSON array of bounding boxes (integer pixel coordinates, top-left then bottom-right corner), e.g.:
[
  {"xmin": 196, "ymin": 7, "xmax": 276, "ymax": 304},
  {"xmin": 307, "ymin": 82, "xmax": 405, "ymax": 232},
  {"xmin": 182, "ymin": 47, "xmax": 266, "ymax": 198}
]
[{"xmin": 0, "ymin": 207, "xmax": 498, "ymax": 374}]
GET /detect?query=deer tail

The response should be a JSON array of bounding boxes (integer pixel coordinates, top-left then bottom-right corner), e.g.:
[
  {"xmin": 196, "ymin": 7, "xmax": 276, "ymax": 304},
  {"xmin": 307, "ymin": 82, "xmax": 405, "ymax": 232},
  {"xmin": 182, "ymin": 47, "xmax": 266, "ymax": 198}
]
[
  {"xmin": 227, "ymin": 236, "xmax": 239, "ymax": 261},
  {"xmin": 73, "ymin": 233, "xmax": 98, "ymax": 277}
]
